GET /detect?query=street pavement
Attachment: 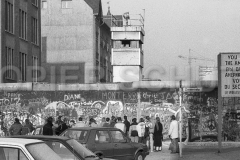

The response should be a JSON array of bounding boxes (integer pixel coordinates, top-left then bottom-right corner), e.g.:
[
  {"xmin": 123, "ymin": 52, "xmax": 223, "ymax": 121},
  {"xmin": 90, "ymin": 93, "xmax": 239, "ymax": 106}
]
[{"xmin": 145, "ymin": 140, "xmax": 240, "ymax": 160}]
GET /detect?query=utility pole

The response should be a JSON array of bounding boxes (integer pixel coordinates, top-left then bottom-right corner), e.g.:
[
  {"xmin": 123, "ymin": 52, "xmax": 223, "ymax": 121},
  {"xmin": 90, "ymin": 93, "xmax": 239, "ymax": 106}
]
[{"xmin": 179, "ymin": 80, "xmax": 183, "ymax": 157}]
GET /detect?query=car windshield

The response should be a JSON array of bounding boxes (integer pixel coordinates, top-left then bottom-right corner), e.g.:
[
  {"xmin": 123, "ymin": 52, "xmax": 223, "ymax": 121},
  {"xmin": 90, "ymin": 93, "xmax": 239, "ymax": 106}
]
[
  {"xmin": 61, "ymin": 130, "xmax": 88, "ymax": 141},
  {"xmin": 26, "ymin": 142, "xmax": 63, "ymax": 160},
  {"xmin": 66, "ymin": 139, "xmax": 97, "ymax": 159}
]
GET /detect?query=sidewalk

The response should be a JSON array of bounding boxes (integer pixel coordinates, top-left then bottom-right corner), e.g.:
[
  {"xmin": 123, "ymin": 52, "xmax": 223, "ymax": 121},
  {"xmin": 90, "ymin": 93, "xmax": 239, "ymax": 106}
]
[{"xmin": 146, "ymin": 140, "xmax": 240, "ymax": 160}]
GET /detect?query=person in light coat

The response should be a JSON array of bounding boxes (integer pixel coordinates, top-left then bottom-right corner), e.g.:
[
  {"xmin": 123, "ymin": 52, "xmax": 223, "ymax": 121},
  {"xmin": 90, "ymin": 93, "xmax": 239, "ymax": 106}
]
[
  {"xmin": 137, "ymin": 118, "xmax": 145, "ymax": 143},
  {"xmin": 168, "ymin": 115, "xmax": 179, "ymax": 153}
]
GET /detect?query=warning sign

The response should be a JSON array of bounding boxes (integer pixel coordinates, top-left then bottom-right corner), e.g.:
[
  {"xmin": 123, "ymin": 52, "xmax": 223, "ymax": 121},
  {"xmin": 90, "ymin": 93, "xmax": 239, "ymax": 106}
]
[{"xmin": 220, "ymin": 53, "xmax": 240, "ymax": 97}]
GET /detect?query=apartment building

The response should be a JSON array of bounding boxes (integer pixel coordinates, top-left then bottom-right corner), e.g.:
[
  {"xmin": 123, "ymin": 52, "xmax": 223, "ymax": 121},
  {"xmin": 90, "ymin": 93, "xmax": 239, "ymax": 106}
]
[
  {"xmin": 0, "ymin": 0, "xmax": 41, "ymax": 83},
  {"xmin": 41, "ymin": 0, "xmax": 112, "ymax": 84}
]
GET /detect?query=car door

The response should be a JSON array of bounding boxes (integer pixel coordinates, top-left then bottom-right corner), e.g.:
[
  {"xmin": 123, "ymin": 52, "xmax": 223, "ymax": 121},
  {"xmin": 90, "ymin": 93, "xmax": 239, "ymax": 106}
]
[
  {"xmin": 109, "ymin": 130, "xmax": 134, "ymax": 160},
  {"xmin": 0, "ymin": 147, "xmax": 30, "ymax": 160},
  {"xmin": 93, "ymin": 130, "xmax": 114, "ymax": 159}
]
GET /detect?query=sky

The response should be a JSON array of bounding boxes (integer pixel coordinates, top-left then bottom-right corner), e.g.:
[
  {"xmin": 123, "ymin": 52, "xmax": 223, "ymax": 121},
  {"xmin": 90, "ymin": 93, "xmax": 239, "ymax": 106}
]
[{"xmin": 102, "ymin": 0, "xmax": 240, "ymax": 81}]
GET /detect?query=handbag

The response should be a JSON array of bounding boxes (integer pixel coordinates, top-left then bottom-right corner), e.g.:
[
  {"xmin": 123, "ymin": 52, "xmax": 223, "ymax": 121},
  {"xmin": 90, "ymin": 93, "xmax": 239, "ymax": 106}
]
[{"xmin": 168, "ymin": 141, "xmax": 173, "ymax": 151}]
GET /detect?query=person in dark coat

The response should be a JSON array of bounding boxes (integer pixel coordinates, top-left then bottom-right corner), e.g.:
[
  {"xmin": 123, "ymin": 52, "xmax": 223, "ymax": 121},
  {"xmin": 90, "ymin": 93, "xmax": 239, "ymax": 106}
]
[
  {"xmin": 43, "ymin": 117, "xmax": 54, "ymax": 135},
  {"xmin": 55, "ymin": 118, "xmax": 69, "ymax": 135},
  {"xmin": 153, "ymin": 117, "xmax": 163, "ymax": 151},
  {"xmin": 109, "ymin": 116, "xmax": 117, "ymax": 127},
  {"xmin": 124, "ymin": 115, "xmax": 130, "ymax": 135},
  {"xmin": 22, "ymin": 119, "xmax": 35, "ymax": 135},
  {"xmin": 9, "ymin": 118, "xmax": 23, "ymax": 135}
]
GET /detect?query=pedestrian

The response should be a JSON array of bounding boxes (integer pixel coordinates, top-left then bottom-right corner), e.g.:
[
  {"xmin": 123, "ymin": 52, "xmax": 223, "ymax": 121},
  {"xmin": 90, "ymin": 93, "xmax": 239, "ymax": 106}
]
[
  {"xmin": 168, "ymin": 115, "xmax": 179, "ymax": 154},
  {"xmin": 129, "ymin": 118, "xmax": 138, "ymax": 142},
  {"xmin": 22, "ymin": 119, "xmax": 35, "ymax": 135},
  {"xmin": 102, "ymin": 117, "xmax": 110, "ymax": 127},
  {"xmin": 145, "ymin": 116, "xmax": 154, "ymax": 152},
  {"xmin": 89, "ymin": 118, "xmax": 98, "ymax": 127},
  {"xmin": 74, "ymin": 117, "xmax": 86, "ymax": 127},
  {"xmin": 114, "ymin": 117, "xmax": 126, "ymax": 133},
  {"xmin": 110, "ymin": 116, "xmax": 116, "ymax": 127},
  {"xmin": 55, "ymin": 118, "xmax": 68, "ymax": 135},
  {"xmin": 137, "ymin": 118, "xmax": 145, "ymax": 143},
  {"xmin": 9, "ymin": 118, "xmax": 23, "ymax": 136},
  {"xmin": 69, "ymin": 120, "xmax": 76, "ymax": 128},
  {"xmin": 55, "ymin": 116, "xmax": 64, "ymax": 126},
  {"xmin": 43, "ymin": 116, "xmax": 54, "ymax": 135},
  {"xmin": 99, "ymin": 117, "xmax": 106, "ymax": 127},
  {"xmin": 153, "ymin": 117, "xmax": 163, "ymax": 152},
  {"xmin": 123, "ymin": 115, "xmax": 130, "ymax": 135}
]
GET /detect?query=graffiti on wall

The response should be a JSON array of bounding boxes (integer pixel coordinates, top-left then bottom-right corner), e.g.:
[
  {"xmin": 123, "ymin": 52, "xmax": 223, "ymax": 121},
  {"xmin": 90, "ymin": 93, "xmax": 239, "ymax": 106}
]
[
  {"xmin": 0, "ymin": 87, "xmax": 222, "ymax": 141},
  {"xmin": 186, "ymin": 89, "xmax": 218, "ymax": 141}
]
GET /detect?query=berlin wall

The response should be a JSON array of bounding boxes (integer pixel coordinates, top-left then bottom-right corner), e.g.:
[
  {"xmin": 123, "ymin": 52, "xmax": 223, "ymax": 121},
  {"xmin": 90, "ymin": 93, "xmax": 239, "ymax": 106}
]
[{"xmin": 0, "ymin": 81, "xmax": 237, "ymax": 142}]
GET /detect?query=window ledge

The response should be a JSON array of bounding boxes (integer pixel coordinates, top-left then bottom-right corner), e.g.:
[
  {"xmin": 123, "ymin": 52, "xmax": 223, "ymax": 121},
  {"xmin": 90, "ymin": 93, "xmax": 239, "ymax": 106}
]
[
  {"xmin": 5, "ymin": 30, "xmax": 14, "ymax": 35},
  {"xmin": 19, "ymin": 37, "xmax": 28, "ymax": 42},
  {"xmin": 32, "ymin": 3, "xmax": 38, "ymax": 8},
  {"xmin": 31, "ymin": 42, "xmax": 39, "ymax": 47}
]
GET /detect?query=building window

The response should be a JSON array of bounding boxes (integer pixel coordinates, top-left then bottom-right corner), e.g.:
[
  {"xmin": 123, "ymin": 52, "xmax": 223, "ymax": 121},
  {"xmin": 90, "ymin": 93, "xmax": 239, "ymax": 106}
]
[
  {"xmin": 31, "ymin": 17, "xmax": 38, "ymax": 45},
  {"xmin": 61, "ymin": 0, "xmax": 72, "ymax": 8},
  {"xmin": 41, "ymin": 0, "xmax": 47, "ymax": 9},
  {"xmin": 5, "ymin": 47, "xmax": 14, "ymax": 79},
  {"xmin": 5, "ymin": 0, "xmax": 14, "ymax": 33},
  {"xmin": 19, "ymin": 52, "xmax": 27, "ymax": 82},
  {"xmin": 32, "ymin": 0, "xmax": 38, "ymax": 7},
  {"xmin": 19, "ymin": 9, "xmax": 27, "ymax": 40},
  {"xmin": 32, "ymin": 56, "xmax": 38, "ymax": 82}
]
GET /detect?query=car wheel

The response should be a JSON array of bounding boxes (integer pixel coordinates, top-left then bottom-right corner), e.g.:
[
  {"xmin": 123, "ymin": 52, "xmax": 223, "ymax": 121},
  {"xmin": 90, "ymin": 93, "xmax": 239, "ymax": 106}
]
[{"xmin": 135, "ymin": 152, "xmax": 144, "ymax": 160}]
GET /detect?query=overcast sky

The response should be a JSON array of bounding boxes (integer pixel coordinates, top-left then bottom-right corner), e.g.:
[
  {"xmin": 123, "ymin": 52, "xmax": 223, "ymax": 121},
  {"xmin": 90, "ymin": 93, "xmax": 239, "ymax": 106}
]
[{"xmin": 102, "ymin": 0, "xmax": 240, "ymax": 81}]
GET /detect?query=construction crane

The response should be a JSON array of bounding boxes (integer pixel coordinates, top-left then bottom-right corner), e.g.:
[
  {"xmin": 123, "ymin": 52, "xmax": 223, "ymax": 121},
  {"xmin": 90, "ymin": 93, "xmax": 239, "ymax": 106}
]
[
  {"xmin": 178, "ymin": 49, "xmax": 215, "ymax": 65},
  {"xmin": 178, "ymin": 49, "xmax": 216, "ymax": 81}
]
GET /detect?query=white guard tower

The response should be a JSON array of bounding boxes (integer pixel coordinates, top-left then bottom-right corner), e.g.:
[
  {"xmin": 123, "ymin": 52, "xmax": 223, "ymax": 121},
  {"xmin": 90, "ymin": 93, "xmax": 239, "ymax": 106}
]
[{"xmin": 111, "ymin": 12, "xmax": 145, "ymax": 82}]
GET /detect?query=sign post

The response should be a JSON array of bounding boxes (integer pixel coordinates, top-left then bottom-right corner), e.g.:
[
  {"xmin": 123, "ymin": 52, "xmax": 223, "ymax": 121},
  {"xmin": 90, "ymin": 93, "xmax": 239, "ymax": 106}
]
[{"xmin": 218, "ymin": 52, "xmax": 240, "ymax": 153}]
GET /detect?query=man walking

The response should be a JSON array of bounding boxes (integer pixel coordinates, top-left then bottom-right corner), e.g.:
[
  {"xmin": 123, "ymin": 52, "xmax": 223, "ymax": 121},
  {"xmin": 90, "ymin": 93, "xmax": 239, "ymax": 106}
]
[
  {"xmin": 102, "ymin": 117, "xmax": 110, "ymax": 127},
  {"xmin": 168, "ymin": 115, "xmax": 179, "ymax": 154},
  {"xmin": 74, "ymin": 117, "xmax": 86, "ymax": 128},
  {"xmin": 123, "ymin": 115, "xmax": 130, "ymax": 135},
  {"xmin": 114, "ymin": 117, "xmax": 126, "ymax": 133},
  {"xmin": 145, "ymin": 116, "xmax": 154, "ymax": 152}
]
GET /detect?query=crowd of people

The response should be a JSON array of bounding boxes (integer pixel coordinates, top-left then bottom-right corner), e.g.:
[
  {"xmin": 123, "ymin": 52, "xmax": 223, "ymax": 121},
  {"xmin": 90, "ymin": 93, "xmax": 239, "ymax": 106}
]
[{"xmin": 6, "ymin": 114, "xmax": 180, "ymax": 154}]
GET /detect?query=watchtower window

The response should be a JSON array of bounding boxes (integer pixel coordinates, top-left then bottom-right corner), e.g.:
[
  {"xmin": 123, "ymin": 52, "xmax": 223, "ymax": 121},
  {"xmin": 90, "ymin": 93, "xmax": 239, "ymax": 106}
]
[
  {"xmin": 122, "ymin": 40, "xmax": 130, "ymax": 47},
  {"xmin": 113, "ymin": 40, "xmax": 139, "ymax": 48}
]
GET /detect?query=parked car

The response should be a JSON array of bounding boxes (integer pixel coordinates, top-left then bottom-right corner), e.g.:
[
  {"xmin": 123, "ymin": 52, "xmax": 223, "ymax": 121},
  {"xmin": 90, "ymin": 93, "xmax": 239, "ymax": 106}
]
[
  {"xmin": 60, "ymin": 127, "xmax": 149, "ymax": 160},
  {"xmin": 10, "ymin": 135, "xmax": 112, "ymax": 160},
  {"xmin": 0, "ymin": 138, "xmax": 62, "ymax": 160}
]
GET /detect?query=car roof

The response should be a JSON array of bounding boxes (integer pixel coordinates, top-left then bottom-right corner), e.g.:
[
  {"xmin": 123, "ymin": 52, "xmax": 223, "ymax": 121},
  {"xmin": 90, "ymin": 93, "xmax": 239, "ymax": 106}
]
[
  {"xmin": 10, "ymin": 135, "xmax": 71, "ymax": 141},
  {"xmin": 67, "ymin": 127, "xmax": 120, "ymax": 131},
  {"xmin": 0, "ymin": 138, "xmax": 43, "ymax": 146}
]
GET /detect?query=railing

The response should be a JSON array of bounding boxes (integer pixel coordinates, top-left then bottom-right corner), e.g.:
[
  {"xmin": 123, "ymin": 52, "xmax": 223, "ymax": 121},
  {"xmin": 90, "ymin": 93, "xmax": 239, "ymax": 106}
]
[{"xmin": 105, "ymin": 13, "xmax": 145, "ymax": 29}]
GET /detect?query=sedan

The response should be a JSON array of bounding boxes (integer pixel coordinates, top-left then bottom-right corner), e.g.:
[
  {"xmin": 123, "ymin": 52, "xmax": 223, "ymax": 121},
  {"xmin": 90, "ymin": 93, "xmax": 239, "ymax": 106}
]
[
  {"xmin": 60, "ymin": 127, "xmax": 149, "ymax": 160},
  {"xmin": 0, "ymin": 138, "xmax": 62, "ymax": 160},
  {"xmin": 10, "ymin": 135, "xmax": 102, "ymax": 160}
]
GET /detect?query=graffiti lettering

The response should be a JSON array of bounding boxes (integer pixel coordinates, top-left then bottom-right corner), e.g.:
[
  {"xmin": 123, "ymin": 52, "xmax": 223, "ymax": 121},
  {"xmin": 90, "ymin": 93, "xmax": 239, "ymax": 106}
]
[{"xmin": 64, "ymin": 94, "xmax": 81, "ymax": 101}]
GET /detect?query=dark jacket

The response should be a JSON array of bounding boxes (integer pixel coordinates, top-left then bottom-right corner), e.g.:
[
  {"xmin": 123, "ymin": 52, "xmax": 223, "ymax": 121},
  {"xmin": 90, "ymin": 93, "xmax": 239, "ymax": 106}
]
[
  {"xmin": 23, "ymin": 122, "xmax": 35, "ymax": 133},
  {"xmin": 124, "ymin": 120, "xmax": 131, "ymax": 133},
  {"xmin": 43, "ymin": 122, "xmax": 53, "ymax": 135},
  {"xmin": 9, "ymin": 122, "xmax": 23, "ymax": 135},
  {"xmin": 55, "ymin": 122, "xmax": 68, "ymax": 135}
]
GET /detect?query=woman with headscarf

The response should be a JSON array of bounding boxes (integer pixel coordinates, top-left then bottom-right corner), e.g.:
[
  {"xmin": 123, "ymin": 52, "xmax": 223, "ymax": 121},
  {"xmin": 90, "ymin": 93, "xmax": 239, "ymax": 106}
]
[{"xmin": 153, "ymin": 117, "xmax": 163, "ymax": 151}]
